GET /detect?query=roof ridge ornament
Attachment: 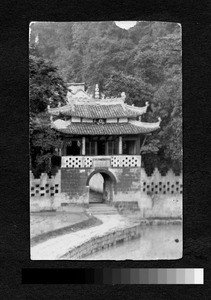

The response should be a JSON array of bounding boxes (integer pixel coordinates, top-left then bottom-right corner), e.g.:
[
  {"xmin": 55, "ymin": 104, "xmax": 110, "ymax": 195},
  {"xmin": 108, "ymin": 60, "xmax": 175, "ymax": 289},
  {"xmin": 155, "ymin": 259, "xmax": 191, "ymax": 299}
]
[
  {"xmin": 129, "ymin": 119, "xmax": 161, "ymax": 129},
  {"xmin": 95, "ymin": 84, "xmax": 99, "ymax": 99},
  {"xmin": 121, "ymin": 92, "xmax": 126, "ymax": 102}
]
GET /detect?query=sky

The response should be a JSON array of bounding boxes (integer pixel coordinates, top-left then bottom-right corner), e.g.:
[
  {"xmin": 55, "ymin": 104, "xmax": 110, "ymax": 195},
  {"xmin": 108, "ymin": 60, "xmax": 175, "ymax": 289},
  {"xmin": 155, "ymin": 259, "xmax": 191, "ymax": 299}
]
[{"xmin": 115, "ymin": 21, "xmax": 137, "ymax": 30}]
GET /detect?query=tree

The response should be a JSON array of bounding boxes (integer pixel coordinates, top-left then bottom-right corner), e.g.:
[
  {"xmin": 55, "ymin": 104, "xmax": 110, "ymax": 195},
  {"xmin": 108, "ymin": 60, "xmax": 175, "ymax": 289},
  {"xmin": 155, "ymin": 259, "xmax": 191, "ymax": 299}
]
[
  {"xmin": 141, "ymin": 75, "xmax": 182, "ymax": 171},
  {"xmin": 30, "ymin": 117, "xmax": 63, "ymax": 176},
  {"xmin": 133, "ymin": 29, "xmax": 181, "ymax": 86},
  {"xmin": 29, "ymin": 49, "xmax": 67, "ymax": 176},
  {"xmin": 29, "ymin": 52, "xmax": 67, "ymax": 114},
  {"xmin": 104, "ymin": 71, "xmax": 154, "ymax": 106},
  {"xmin": 137, "ymin": 27, "xmax": 182, "ymax": 171}
]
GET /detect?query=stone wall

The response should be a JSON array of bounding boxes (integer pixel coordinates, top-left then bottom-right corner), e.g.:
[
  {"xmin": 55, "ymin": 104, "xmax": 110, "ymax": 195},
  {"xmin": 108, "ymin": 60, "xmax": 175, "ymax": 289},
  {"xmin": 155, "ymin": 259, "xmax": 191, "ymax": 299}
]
[
  {"xmin": 113, "ymin": 201, "xmax": 140, "ymax": 213},
  {"xmin": 112, "ymin": 167, "xmax": 141, "ymax": 202},
  {"xmin": 30, "ymin": 171, "xmax": 61, "ymax": 212},
  {"xmin": 60, "ymin": 224, "xmax": 141, "ymax": 259},
  {"xmin": 141, "ymin": 168, "xmax": 182, "ymax": 195},
  {"xmin": 140, "ymin": 194, "xmax": 182, "ymax": 218},
  {"xmin": 30, "ymin": 166, "xmax": 182, "ymax": 219},
  {"xmin": 138, "ymin": 168, "xmax": 183, "ymax": 218},
  {"xmin": 60, "ymin": 167, "xmax": 142, "ymax": 205},
  {"xmin": 60, "ymin": 168, "xmax": 90, "ymax": 204}
]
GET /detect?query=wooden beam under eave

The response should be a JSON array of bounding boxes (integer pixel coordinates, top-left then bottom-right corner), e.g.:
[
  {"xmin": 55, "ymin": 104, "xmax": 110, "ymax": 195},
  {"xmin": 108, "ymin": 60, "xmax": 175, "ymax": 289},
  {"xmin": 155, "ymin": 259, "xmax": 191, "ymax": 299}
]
[
  {"xmin": 99, "ymin": 136, "xmax": 106, "ymax": 141},
  {"xmin": 107, "ymin": 136, "xmax": 113, "ymax": 140}
]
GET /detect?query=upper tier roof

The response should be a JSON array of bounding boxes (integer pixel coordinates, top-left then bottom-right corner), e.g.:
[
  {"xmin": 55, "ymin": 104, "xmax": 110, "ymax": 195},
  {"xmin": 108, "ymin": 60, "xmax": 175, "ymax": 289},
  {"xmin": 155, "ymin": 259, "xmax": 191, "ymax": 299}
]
[{"xmin": 48, "ymin": 100, "xmax": 149, "ymax": 119}]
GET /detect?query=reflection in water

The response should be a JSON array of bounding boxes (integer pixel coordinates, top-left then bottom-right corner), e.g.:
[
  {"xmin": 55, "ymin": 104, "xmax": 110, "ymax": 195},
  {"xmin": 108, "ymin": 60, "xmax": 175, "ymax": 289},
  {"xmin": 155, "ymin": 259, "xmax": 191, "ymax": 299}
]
[{"xmin": 82, "ymin": 225, "xmax": 182, "ymax": 260}]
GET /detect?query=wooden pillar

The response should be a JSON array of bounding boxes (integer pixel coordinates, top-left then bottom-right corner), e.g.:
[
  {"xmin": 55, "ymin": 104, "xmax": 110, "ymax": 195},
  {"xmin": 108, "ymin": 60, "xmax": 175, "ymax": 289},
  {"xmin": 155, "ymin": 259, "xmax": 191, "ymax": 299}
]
[
  {"xmin": 119, "ymin": 136, "xmax": 122, "ymax": 155},
  {"xmin": 136, "ymin": 136, "xmax": 141, "ymax": 155},
  {"xmin": 105, "ymin": 139, "xmax": 109, "ymax": 155},
  {"xmin": 63, "ymin": 140, "xmax": 67, "ymax": 156},
  {"xmin": 95, "ymin": 141, "xmax": 98, "ymax": 156},
  {"xmin": 82, "ymin": 137, "xmax": 86, "ymax": 155}
]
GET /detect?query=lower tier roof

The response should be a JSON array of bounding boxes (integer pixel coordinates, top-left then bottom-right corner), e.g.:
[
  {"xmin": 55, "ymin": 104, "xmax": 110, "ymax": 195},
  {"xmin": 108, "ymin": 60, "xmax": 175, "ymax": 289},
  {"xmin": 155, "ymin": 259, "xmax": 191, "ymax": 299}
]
[{"xmin": 52, "ymin": 120, "xmax": 160, "ymax": 135}]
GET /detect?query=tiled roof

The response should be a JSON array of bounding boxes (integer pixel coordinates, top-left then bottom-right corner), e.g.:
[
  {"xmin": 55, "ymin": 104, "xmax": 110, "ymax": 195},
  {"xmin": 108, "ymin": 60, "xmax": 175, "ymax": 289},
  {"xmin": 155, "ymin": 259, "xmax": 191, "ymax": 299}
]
[
  {"xmin": 52, "ymin": 122, "xmax": 159, "ymax": 135},
  {"xmin": 49, "ymin": 103, "xmax": 147, "ymax": 119}
]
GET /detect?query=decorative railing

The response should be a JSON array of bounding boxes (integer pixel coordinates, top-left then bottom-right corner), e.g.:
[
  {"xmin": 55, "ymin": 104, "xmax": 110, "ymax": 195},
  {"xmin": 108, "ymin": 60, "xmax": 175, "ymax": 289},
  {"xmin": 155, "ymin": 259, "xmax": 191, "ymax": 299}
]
[
  {"xmin": 111, "ymin": 156, "xmax": 141, "ymax": 167},
  {"xmin": 61, "ymin": 155, "xmax": 141, "ymax": 168}
]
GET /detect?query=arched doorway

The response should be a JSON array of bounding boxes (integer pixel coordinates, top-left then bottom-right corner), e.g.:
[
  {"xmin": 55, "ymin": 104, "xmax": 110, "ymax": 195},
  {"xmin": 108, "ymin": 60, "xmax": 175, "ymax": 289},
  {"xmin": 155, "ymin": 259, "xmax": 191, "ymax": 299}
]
[{"xmin": 86, "ymin": 169, "xmax": 117, "ymax": 204}]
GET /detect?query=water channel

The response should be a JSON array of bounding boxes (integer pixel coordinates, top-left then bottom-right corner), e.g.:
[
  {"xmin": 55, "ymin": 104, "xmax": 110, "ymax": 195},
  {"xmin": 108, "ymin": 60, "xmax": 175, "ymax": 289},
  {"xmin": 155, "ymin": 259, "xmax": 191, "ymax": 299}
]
[{"xmin": 81, "ymin": 224, "xmax": 182, "ymax": 260}]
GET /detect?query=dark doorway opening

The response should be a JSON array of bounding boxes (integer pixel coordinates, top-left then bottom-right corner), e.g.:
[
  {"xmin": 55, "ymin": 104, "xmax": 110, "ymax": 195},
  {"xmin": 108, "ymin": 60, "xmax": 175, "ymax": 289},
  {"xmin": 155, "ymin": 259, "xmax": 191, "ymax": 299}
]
[
  {"xmin": 66, "ymin": 141, "xmax": 80, "ymax": 156},
  {"xmin": 123, "ymin": 140, "xmax": 136, "ymax": 155},
  {"xmin": 98, "ymin": 141, "xmax": 106, "ymax": 155},
  {"xmin": 89, "ymin": 173, "xmax": 104, "ymax": 203},
  {"xmin": 87, "ymin": 170, "xmax": 117, "ymax": 203}
]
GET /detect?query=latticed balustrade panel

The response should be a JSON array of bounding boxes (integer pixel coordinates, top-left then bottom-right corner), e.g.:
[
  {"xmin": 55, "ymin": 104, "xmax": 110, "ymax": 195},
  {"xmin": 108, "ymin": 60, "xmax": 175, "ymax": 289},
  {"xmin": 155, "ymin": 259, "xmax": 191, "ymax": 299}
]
[
  {"xmin": 62, "ymin": 156, "xmax": 140, "ymax": 168},
  {"xmin": 63, "ymin": 157, "xmax": 83, "ymax": 168},
  {"xmin": 83, "ymin": 157, "xmax": 93, "ymax": 168},
  {"xmin": 62, "ymin": 156, "xmax": 93, "ymax": 168},
  {"xmin": 111, "ymin": 156, "xmax": 140, "ymax": 167}
]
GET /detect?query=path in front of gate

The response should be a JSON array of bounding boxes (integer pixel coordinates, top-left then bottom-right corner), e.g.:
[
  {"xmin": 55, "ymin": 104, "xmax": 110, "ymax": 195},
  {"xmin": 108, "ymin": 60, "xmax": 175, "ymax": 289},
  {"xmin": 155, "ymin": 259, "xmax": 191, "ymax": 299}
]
[{"xmin": 31, "ymin": 214, "xmax": 138, "ymax": 260}]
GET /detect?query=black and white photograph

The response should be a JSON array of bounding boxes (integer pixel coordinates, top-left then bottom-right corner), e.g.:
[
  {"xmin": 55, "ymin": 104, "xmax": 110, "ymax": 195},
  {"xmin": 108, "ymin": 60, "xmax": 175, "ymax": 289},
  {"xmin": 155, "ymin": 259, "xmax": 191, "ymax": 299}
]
[{"xmin": 29, "ymin": 21, "xmax": 182, "ymax": 260}]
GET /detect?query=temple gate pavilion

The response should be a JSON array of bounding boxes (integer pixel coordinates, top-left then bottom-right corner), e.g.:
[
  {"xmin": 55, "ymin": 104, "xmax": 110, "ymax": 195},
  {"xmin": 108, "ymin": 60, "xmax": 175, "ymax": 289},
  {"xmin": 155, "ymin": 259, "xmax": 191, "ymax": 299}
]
[{"xmin": 48, "ymin": 84, "xmax": 161, "ymax": 208}]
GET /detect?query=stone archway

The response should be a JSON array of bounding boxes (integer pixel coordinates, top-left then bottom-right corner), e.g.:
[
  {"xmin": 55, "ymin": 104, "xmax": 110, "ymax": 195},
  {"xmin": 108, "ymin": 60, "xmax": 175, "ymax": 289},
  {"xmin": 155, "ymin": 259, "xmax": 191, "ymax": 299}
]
[{"xmin": 86, "ymin": 169, "xmax": 117, "ymax": 204}]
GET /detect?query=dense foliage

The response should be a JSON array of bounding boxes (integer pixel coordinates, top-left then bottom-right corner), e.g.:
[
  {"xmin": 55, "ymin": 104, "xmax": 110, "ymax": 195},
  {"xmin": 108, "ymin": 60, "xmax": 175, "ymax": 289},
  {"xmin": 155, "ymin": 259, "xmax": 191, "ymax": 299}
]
[
  {"xmin": 29, "ymin": 47, "xmax": 67, "ymax": 176},
  {"xmin": 30, "ymin": 21, "xmax": 182, "ymax": 172}
]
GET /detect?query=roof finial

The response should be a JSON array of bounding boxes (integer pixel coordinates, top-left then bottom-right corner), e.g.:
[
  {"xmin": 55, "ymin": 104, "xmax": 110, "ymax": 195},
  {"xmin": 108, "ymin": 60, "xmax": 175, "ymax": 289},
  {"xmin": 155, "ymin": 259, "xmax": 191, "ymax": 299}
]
[
  {"xmin": 95, "ymin": 84, "xmax": 99, "ymax": 99},
  {"xmin": 121, "ymin": 92, "xmax": 126, "ymax": 101},
  {"xmin": 158, "ymin": 117, "xmax": 161, "ymax": 125}
]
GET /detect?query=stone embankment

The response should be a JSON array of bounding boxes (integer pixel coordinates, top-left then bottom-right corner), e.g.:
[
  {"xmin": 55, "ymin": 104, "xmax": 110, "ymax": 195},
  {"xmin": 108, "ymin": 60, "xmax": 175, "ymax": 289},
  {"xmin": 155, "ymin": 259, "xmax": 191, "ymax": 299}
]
[
  {"xmin": 61, "ymin": 224, "xmax": 141, "ymax": 259},
  {"xmin": 31, "ymin": 215, "xmax": 140, "ymax": 260}
]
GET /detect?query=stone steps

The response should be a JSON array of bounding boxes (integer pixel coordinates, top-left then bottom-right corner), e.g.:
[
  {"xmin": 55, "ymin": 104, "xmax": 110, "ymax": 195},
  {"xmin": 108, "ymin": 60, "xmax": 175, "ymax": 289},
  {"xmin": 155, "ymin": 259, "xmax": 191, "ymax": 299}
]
[
  {"xmin": 89, "ymin": 189, "xmax": 103, "ymax": 203},
  {"xmin": 87, "ymin": 204, "xmax": 119, "ymax": 215}
]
